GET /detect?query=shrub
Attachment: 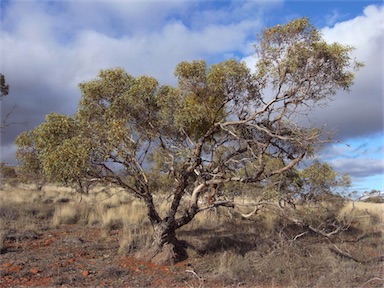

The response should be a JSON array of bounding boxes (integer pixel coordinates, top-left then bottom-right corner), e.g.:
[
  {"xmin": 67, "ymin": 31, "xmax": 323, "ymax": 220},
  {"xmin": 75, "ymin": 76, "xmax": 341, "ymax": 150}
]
[
  {"xmin": 0, "ymin": 163, "xmax": 17, "ymax": 179},
  {"xmin": 362, "ymin": 196, "xmax": 384, "ymax": 203}
]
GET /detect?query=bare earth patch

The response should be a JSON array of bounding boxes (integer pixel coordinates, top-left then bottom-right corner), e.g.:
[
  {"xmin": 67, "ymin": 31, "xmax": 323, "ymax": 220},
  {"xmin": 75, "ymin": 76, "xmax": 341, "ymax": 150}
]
[{"xmin": 0, "ymin": 224, "xmax": 202, "ymax": 287}]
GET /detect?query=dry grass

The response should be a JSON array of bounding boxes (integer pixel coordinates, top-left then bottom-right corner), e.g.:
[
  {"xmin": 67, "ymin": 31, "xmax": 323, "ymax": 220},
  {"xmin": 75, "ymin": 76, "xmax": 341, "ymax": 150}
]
[
  {"xmin": 341, "ymin": 201, "xmax": 383, "ymax": 216},
  {"xmin": 214, "ymin": 251, "xmax": 249, "ymax": 280},
  {"xmin": 118, "ymin": 224, "xmax": 153, "ymax": 254},
  {"xmin": 117, "ymin": 200, "xmax": 153, "ymax": 254},
  {"xmin": 1, "ymin": 183, "xmax": 383, "ymax": 287},
  {"xmin": 52, "ymin": 203, "xmax": 81, "ymax": 226},
  {"xmin": 339, "ymin": 201, "xmax": 383, "ymax": 226}
]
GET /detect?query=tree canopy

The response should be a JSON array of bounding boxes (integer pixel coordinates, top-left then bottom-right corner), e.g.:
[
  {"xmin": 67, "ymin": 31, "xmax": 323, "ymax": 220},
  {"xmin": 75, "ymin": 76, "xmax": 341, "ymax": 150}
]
[{"xmin": 15, "ymin": 17, "xmax": 362, "ymax": 264}]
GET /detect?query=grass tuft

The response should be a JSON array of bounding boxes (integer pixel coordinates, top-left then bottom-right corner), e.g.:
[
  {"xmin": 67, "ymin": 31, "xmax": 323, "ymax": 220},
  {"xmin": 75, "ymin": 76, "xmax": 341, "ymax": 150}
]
[{"xmin": 52, "ymin": 203, "xmax": 80, "ymax": 226}]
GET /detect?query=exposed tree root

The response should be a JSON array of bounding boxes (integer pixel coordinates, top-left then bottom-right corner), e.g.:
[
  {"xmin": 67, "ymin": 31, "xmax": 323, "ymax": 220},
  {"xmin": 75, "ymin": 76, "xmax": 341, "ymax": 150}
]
[
  {"xmin": 149, "ymin": 241, "xmax": 188, "ymax": 265},
  {"xmin": 144, "ymin": 234, "xmax": 188, "ymax": 266}
]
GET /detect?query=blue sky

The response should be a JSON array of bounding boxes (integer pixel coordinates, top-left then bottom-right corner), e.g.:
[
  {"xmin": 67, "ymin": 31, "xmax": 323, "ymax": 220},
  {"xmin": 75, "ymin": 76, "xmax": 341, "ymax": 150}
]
[{"xmin": 0, "ymin": 0, "xmax": 383, "ymax": 194}]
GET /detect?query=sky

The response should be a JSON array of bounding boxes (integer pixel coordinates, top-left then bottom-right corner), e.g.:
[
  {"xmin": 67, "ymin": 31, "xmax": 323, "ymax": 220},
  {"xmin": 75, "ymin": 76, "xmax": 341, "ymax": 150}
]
[{"xmin": 0, "ymin": 0, "xmax": 383, "ymax": 195}]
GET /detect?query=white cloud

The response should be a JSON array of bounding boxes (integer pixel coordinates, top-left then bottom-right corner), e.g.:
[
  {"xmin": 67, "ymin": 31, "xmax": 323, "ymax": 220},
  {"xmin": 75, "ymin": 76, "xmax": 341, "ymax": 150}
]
[
  {"xmin": 321, "ymin": 5, "xmax": 383, "ymax": 49},
  {"xmin": 314, "ymin": 5, "xmax": 384, "ymax": 140},
  {"xmin": 0, "ymin": 0, "xmax": 273, "ymax": 165},
  {"xmin": 325, "ymin": 9, "xmax": 342, "ymax": 26},
  {"xmin": 329, "ymin": 158, "xmax": 383, "ymax": 178}
]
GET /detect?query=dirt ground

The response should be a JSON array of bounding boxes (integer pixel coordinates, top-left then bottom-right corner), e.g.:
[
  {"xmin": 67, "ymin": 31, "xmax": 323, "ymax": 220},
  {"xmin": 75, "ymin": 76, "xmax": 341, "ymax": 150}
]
[
  {"xmin": 1, "ymin": 221, "xmax": 383, "ymax": 287},
  {"xmin": 0, "ymin": 185, "xmax": 383, "ymax": 287},
  {"xmin": 1, "ymin": 224, "xmax": 211, "ymax": 287}
]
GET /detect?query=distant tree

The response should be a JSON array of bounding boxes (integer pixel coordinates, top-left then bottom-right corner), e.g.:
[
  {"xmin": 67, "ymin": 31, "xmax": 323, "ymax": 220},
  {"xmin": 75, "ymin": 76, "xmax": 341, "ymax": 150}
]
[
  {"xmin": 0, "ymin": 73, "xmax": 21, "ymax": 130},
  {"xmin": 0, "ymin": 73, "xmax": 11, "ymax": 131},
  {"xmin": 361, "ymin": 189, "xmax": 384, "ymax": 203},
  {"xmin": 299, "ymin": 159, "xmax": 351, "ymax": 202},
  {"xmin": 15, "ymin": 18, "xmax": 362, "ymax": 264},
  {"xmin": 0, "ymin": 162, "xmax": 17, "ymax": 178},
  {"xmin": 0, "ymin": 74, "xmax": 9, "ymax": 99},
  {"xmin": 0, "ymin": 162, "xmax": 18, "ymax": 188}
]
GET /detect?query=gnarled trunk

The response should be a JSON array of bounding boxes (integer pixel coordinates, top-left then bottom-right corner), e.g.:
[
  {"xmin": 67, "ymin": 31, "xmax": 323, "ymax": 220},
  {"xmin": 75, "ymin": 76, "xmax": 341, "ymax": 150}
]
[
  {"xmin": 147, "ymin": 219, "xmax": 187, "ymax": 265},
  {"xmin": 142, "ymin": 171, "xmax": 196, "ymax": 265}
]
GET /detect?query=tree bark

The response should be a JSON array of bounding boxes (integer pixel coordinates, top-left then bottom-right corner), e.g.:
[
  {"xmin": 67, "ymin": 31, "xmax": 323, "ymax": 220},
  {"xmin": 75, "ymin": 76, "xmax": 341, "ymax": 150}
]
[
  {"xmin": 147, "ymin": 219, "xmax": 187, "ymax": 265},
  {"xmin": 139, "ymin": 179, "xmax": 191, "ymax": 265}
]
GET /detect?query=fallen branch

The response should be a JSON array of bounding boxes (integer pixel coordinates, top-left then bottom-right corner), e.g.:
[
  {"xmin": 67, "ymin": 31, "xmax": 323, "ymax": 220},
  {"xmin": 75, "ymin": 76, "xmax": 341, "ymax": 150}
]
[
  {"xmin": 235, "ymin": 201, "xmax": 282, "ymax": 218},
  {"xmin": 329, "ymin": 244, "xmax": 360, "ymax": 262},
  {"xmin": 329, "ymin": 244, "xmax": 384, "ymax": 264},
  {"xmin": 308, "ymin": 225, "xmax": 342, "ymax": 238},
  {"xmin": 240, "ymin": 206, "xmax": 258, "ymax": 218},
  {"xmin": 360, "ymin": 277, "xmax": 384, "ymax": 287},
  {"xmin": 292, "ymin": 231, "xmax": 308, "ymax": 241},
  {"xmin": 185, "ymin": 269, "xmax": 204, "ymax": 281}
]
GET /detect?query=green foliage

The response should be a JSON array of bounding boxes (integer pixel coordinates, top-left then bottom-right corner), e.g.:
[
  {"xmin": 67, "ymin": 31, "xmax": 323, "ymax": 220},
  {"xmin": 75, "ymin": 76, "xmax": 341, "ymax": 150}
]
[
  {"xmin": 32, "ymin": 114, "xmax": 84, "ymax": 183},
  {"xmin": 15, "ymin": 131, "xmax": 45, "ymax": 189},
  {"xmin": 301, "ymin": 160, "xmax": 337, "ymax": 190},
  {"xmin": 255, "ymin": 17, "xmax": 363, "ymax": 101},
  {"xmin": 264, "ymin": 165, "xmax": 303, "ymax": 200},
  {"xmin": 300, "ymin": 159, "xmax": 351, "ymax": 200},
  {"xmin": 173, "ymin": 60, "xmax": 252, "ymax": 139},
  {"xmin": 15, "ymin": 114, "xmax": 89, "ymax": 190}
]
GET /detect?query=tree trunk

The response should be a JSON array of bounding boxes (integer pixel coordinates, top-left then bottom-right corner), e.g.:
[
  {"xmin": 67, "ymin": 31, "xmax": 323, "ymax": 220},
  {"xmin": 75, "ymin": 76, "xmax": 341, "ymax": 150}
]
[{"xmin": 146, "ymin": 219, "xmax": 187, "ymax": 265}]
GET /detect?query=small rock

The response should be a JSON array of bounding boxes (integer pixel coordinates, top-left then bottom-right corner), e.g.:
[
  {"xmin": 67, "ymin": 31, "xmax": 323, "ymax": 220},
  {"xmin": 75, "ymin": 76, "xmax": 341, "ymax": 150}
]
[
  {"xmin": 82, "ymin": 270, "xmax": 89, "ymax": 277},
  {"xmin": 9, "ymin": 265, "xmax": 23, "ymax": 272},
  {"xmin": 30, "ymin": 268, "xmax": 41, "ymax": 274},
  {"xmin": 44, "ymin": 238, "xmax": 55, "ymax": 246},
  {"xmin": 62, "ymin": 237, "xmax": 85, "ymax": 245}
]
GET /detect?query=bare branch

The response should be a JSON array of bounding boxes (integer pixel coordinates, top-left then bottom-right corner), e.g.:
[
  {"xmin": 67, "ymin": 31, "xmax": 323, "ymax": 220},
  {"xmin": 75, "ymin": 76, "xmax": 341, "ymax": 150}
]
[
  {"xmin": 308, "ymin": 225, "xmax": 342, "ymax": 238},
  {"xmin": 196, "ymin": 200, "xmax": 235, "ymax": 213},
  {"xmin": 329, "ymin": 244, "xmax": 361, "ymax": 262},
  {"xmin": 185, "ymin": 269, "xmax": 205, "ymax": 282},
  {"xmin": 293, "ymin": 231, "xmax": 308, "ymax": 241},
  {"xmin": 240, "ymin": 206, "xmax": 258, "ymax": 218},
  {"xmin": 360, "ymin": 277, "xmax": 384, "ymax": 287},
  {"xmin": 190, "ymin": 183, "xmax": 207, "ymax": 206},
  {"xmin": 270, "ymin": 152, "xmax": 306, "ymax": 176},
  {"xmin": 1, "ymin": 105, "xmax": 27, "ymax": 131}
]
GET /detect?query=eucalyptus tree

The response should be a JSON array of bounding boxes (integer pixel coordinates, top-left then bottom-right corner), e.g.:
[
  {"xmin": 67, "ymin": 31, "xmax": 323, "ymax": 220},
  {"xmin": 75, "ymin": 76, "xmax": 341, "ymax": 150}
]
[
  {"xmin": 15, "ymin": 18, "xmax": 362, "ymax": 264},
  {"xmin": 300, "ymin": 159, "xmax": 352, "ymax": 201}
]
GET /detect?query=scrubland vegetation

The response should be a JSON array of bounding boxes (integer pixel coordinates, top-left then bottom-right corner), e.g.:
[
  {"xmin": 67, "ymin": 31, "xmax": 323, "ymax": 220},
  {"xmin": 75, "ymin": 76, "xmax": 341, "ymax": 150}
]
[
  {"xmin": 1, "ymin": 17, "xmax": 381, "ymax": 287},
  {"xmin": 0, "ymin": 181, "xmax": 382, "ymax": 287}
]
